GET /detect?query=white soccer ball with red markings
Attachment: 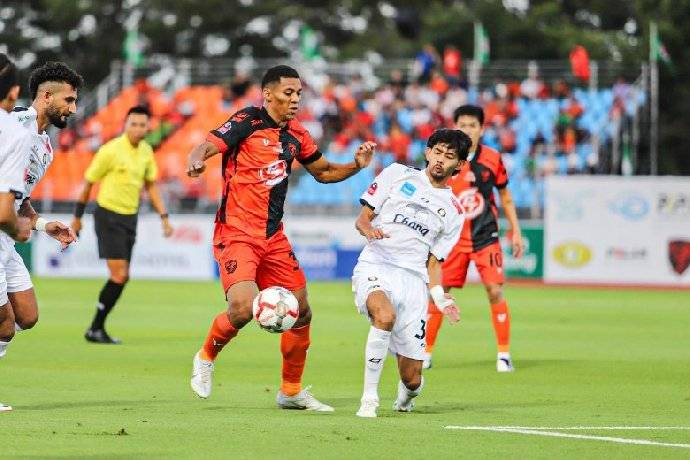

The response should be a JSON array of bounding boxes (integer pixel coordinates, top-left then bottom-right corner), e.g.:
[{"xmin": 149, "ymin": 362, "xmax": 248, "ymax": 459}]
[{"xmin": 252, "ymin": 286, "xmax": 300, "ymax": 333}]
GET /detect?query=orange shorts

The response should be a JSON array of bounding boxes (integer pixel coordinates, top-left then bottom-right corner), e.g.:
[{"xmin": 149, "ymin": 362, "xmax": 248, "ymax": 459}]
[
  {"xmin": 442, "ymin": 241, "xmax": 505, "ymax": 288},
  {"xmin": 213, "ymin": 229, "xmax": 306, "ymax": 295}
]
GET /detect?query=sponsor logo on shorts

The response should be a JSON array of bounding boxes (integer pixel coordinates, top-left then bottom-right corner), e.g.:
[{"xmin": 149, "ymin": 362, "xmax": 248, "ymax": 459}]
[
  {"xmin": 400, "ymin": 181, "xmax": 416, "ymax": 197},
  {"xmin": 368, "ymin": 276, "xmax": 378, "ymax": 281},
  {"xmin": 668, "ymin": 240, "xmax": 690, "ymax": 275},
  {"xmin": 552, "ymin": 241, "xmax": 592, "ymax": 268},
  {"xmin": 224, "ymin": 259, "xmax": 238, "ymax": 274}
]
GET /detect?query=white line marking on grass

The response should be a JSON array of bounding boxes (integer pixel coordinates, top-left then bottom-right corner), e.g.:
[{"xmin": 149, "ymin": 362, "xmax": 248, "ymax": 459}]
[
  {"xmin": 443, "ymin": 426, "xmax": 690, "ymax": 449},
  {"xmin": 445, "ymin": 426, "xmax": 690, "ymax": 431}
]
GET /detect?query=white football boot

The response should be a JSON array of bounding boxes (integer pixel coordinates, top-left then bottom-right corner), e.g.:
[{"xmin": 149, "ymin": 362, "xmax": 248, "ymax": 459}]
[
  {"xmin": 422, "ymin": 352, "xmax": 432, "ymax": 370},
  {"xmin": 276, "ymin": 386, "xmax": 334, "ymax": 412},
  {"xmin": 392, "ymin": 378, "xmax": 423, "ymax": 412},
  {"xmin": 356, "ymin": 398, "xmax": 379, "ymax": 418},
  {"xmin": 190, "ymin": 352, "xmax": 214, "ymax": 398},
  {"xmin": 0, "ymin": 402, "xmax": 12, "ymax": 412},
  {"xmin": 496, "ymin": 354, "xmax": 515, "ymax": 373}
]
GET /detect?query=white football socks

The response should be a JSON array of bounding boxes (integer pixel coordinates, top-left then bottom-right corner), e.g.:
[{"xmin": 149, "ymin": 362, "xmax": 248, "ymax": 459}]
[
  {"xmin": 362, "ymin": 326, "xmax": 391, "ymax": 400},
  {"xmin": 0, "ymin": 340, "xmax": 8, "ymax": 358}
]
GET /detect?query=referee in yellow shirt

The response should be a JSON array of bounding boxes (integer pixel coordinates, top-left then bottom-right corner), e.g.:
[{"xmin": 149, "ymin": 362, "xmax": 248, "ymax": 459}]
[{"xmin": 71, "ymin": 106, "xmax": 173, "ymax": 344}]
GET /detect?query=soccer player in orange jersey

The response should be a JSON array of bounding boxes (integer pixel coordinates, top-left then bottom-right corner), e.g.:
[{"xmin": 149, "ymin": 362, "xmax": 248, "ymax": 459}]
[
  {"xmin": 424, "ymin": 105, "xmax": 524, "ymax": 372},
  {"xmin": 186, "ymin": 65, "xmax": 376, "ymax": 410}
]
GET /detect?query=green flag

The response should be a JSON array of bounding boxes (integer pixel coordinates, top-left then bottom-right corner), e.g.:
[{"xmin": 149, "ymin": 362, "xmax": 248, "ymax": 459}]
[
  {"xmin": 123, "ymin": 28, "xmax": 143, "ymax": 68},
  {"xmin": 300, "ymin": 25, "xmax": 320, "ymax": 61},
  {"xmin": 474, "ymin": 22, "xmax": 490, "ymax": 66},
  {"xmin": 650, "ymin": 21, "xmax": 673, "ymax": 70}
]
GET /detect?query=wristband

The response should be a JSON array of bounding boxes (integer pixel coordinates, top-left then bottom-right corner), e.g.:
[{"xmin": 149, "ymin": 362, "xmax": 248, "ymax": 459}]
[
  {"xmin": 75, "ymin": 202, "xmax": 86, "ymax": 218},
  {"xmin": 160, "ymin": 213, "xmax": 169, "ymax": 220},
  {"xmin": 34, "ymin": 217, "xmax": 48, "ymax": 232},
  {"xmin": 430, "ymin": 285, "xmax": 453, "ymax": 311}
]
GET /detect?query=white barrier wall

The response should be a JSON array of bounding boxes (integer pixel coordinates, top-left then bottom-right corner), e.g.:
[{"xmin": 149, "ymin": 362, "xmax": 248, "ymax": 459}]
[
  {"xmin": 545, "ymin": 176, "xmax": 690, "ymax": 286},
  {"xmin": 32, "ymin": 214, "xmax": 216, "ymax": 280}
]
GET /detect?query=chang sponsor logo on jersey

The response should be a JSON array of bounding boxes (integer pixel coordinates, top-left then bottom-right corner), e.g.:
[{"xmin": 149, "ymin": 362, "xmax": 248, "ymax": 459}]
[
  {"xmin": 552, "ymin": 241, "xmax": 592, "ymax": 268},
  {"xmin": 608, "ymin": 192, "xmax": 649, "ymax": 221},
  {"xmin": 393, "ymin": 213, "xmax": 429, "ymax": 236}
]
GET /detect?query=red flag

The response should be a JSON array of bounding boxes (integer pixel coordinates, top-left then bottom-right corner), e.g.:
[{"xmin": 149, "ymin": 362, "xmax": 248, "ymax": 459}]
[{"xmin": 570, "ymin": 45, "xmax": 590, "ymax": 82}]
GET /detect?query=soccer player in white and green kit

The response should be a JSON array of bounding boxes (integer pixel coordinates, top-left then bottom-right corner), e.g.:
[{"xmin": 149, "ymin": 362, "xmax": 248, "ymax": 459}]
[{"xmin": 352, "ymin": 129, "xmax": 471, "ymax": 417}]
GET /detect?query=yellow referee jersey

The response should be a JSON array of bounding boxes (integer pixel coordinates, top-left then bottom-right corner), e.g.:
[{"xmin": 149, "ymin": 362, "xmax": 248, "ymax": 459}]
[{"xmin": 84, "ymin": 134, "xmax": 158, "ymax": 215}]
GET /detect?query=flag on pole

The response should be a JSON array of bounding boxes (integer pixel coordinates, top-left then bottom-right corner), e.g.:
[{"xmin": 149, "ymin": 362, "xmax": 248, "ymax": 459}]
[
  {"xmin": 473, "ymin": 22, "xmax": 490, "ymax": 66},
  {"xmin": 123, "ymin": 28, "xmax": 143, "ymax": 68},
  {"xmin": 300, "ymin": 25, "xmax": 320, "ymax": 61},
  {"xmin": 650, "ymin": 21, "xmax": 673, "ymax": 71}
]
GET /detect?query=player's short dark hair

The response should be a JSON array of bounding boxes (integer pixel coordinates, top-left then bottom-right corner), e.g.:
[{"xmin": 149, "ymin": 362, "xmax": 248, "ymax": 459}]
[
  {"xmin": 427, "ymin": 129, "xmax": 472, "ymax": 161},
  {"xmin": 0, "ymin": 53, "xmax": 18, "ymax": 100},
  {"xmin": 261, "ymin": 65, "xmax": 300, "ymax": 88},
  {"xmin": 453, "ymin": 104, "xmax": 484, "ymax": 126},
  {"xmin": 126, "ymin": 105, "xmax": 151, "ymax": 118},
  {"xmin": 29, "ymin": 61, "xmax": 84, "ymax": 100}
]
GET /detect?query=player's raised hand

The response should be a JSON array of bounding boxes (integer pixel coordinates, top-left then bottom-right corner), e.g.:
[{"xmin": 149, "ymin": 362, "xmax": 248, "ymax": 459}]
[
  {"xmin": 46, "ymin": 221, "xmax": 78, "ymax": 250},
  {"xmin": 443, "ymin": 304, "xmax": 460, "ymax": 324},
  {"xmin": 512, "ymin": 230, "xmax": 525, "ymax": 258},
  {"xmin": 354, "ymin": 141, "xmax": 377, "ymax": 169}
]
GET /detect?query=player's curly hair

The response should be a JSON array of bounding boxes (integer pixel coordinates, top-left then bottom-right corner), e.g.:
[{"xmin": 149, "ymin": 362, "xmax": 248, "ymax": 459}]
[
  {"xmin": 0, "ymin": 53, "xmax": 18, "ymax": 100},
  {"xmin": 427, "ymin": 128, "xmax": 472, "ymax": 161},
  {"xmin": 29, "ymin": 61, "xmax": 84, "ymax": 100}
]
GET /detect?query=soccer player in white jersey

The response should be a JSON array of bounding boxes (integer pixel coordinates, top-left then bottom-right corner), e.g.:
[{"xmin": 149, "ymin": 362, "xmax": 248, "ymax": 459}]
[
  {"xmin": 0, "ymin": 53, "xmax": 33, "ymax": 412},
  {"xmin": 0, "ymin": 62, "xmax": 82, "ymax": 361},
  {"xmin": 352, "ymin": 128, "xmax": 472, "ymax": 418}
]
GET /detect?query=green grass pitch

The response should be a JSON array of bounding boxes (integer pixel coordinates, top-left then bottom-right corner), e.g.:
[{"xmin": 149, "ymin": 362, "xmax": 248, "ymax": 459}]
[{"xmin": 2, "ymin": 278, "xmax": 689, "ymax": 458}]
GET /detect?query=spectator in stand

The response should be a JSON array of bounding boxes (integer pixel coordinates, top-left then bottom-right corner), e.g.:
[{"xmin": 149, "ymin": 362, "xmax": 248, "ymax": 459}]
[
  {"xmin": 413, "ymin": 43, "xmax": 439, "ymax": 84},
  {"xmin": 442, "ymin": 45, "xmax": 462, "ymax": 86}
]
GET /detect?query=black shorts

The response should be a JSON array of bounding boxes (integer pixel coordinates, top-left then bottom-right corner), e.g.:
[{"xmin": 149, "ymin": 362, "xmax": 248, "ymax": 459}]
[{"xmin": 94, "ymin": 205, "xmax": 138, "ymax": 261}]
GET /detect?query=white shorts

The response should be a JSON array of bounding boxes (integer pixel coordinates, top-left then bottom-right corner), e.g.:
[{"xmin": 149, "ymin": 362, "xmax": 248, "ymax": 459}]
[
  {"xmin": 352, "ymin": 261, "xmax": 428, "ymax": 361},
  {"xmin": 0, "ymin": 235, "xmax": 33, "ymax": 306}
]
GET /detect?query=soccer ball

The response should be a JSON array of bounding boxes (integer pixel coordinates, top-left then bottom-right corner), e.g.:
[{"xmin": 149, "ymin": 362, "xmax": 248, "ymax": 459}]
[{"xmin": 252, "ymin": 286, "xmax": 300, "ymax": 333}]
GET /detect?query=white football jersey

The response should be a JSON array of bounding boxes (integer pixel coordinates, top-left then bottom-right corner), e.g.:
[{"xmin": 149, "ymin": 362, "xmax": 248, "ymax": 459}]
[
  {"xmin": 11, "ymin": 106, "xmax": 53, "ymax": 200},
  {"xmin": 357, "ymin": 163, "xmax": 465, "ymax": 281},
  {"xmin": 0, "ymin": 108, "xmax": 30, "ymax": 198}
]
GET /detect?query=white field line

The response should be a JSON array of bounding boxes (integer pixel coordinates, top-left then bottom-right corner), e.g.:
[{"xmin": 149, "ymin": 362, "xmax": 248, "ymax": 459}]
[
  {"xmin": 443, "ymin": 426, "xmax": 690, "ymax": 449},
  {"xmin": 444, "ymin": 426, "xmax": 690, "ymax": 431}
]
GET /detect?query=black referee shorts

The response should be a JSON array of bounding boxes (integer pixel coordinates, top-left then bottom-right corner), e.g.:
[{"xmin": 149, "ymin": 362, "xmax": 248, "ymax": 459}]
[{"xmin": 94, "ymin": 205, "xmax": 138, "ymax": 261}]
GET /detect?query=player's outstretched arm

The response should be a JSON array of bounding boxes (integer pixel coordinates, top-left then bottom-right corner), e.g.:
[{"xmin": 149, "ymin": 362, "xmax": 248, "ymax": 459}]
[
  {"xmin": 304, "ymin": 141, "xmax": 376, "ymax": 183},
  {"xmin": 355, "ymin": 205, "xmax": 389, "ymax": 241},
  {"xmin": 187, "ymin": 141, "xmax": 220, "ymax": 177},
  {"xmin": 498, "ymin": 187, "xmax": 525, "ymax": 258},
  {"xmin": 428, "ymin": 254, "xmax": 460, "ymax": 324}
]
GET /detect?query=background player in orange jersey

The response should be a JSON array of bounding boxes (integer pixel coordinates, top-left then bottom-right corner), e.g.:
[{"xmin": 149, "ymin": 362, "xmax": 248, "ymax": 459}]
[
  {"xmin": 424, "ymin": 105, "xmax": 524, "ymax": 372},
  {"xmin": 186, "ymin": 65, "xmax": 376, "ymax": 410}
]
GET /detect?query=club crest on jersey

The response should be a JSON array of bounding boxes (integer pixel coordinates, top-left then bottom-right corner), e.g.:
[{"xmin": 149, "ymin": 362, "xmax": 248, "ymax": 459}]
[
  {"xmin": 437, "ymin": 208, "xmax": 446, "ymax": 217},
  {"xmin": 367, "ymin": 182, "xmax": 378, "ymax": 195},
  {"xmin": 259, "ymin": 159, "xmax": 288, "ymax": 186},
  {"xmin": 400, "ymin": 182, "xmax": 416, "ymax": 197},
  {"xmin": 457, "ymin": 188, "xmax": 484, "ymax": 220}
]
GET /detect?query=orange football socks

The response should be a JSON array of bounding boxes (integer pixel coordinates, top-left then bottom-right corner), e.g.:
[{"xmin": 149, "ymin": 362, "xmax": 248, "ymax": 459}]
[
  {"xmin": 425, "ymin": 300, "xmax": 444, "ymax": 354},
  {"xmin": 491, "ymin": 300, "xmax": 511, "ymax": 353},
  {"xmin": 280, "ymin": 324, "xmax": 311, "ymax": 396},
  {"xmin": 200, "ymin": 312, "xmax": 239, "ymax": 361}
]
